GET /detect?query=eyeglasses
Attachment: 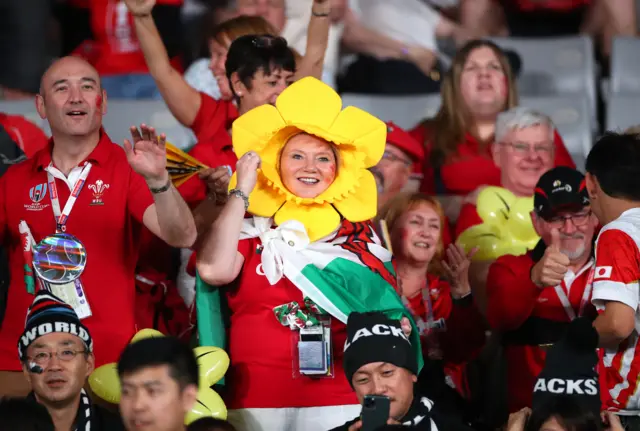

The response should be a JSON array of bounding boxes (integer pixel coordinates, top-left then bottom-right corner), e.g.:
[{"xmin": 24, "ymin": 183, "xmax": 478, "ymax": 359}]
[
  {"xmin": 503, "ymin": 142, "xmax": 553, "ymax": 155},
  {"xmin": 546, "ymin": 211, "xmax": 592, "ymax": 229},
  {"xmin": 27, "ymin": 349, "xmax": 87, "ymax": 366},
  {"xmin": 381, "ymin": 150, "xmax": 413, "ymax": 168}
]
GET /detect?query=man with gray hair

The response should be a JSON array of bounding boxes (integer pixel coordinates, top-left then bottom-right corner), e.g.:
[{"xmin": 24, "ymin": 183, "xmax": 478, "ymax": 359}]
[
  {"xmin": 456, "ymin": 107, "xmax": 557, "ymax": 314},
  {"xmin": 456, "ymin": 107, "xmax": 557, "ymax": 238}
]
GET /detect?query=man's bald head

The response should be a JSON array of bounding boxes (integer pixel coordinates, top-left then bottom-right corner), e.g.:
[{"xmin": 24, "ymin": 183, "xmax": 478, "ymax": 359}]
[
  {"xmin": 36, "ymin": 56, "xmax": 106, "ymax": 139},
  {"xmin": 40, "ymin": 57, "xmax": 102, "ymax": 97}
]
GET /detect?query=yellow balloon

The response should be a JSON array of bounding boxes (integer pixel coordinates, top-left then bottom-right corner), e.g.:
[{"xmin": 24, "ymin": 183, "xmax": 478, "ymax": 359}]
[
  {"xmin": 476, "ymin": 187, "xmax": 516, "ymax": 226},
  {"xmin": 88, "ymin": 363, "xmax": 121, "ymax": 404},
  {"xmin": 193, "ymin": 346, "xmax": 230, "ymax": 388},
  {"xmin": 130, "ymin": 328, "xmax": 165, "ymax": 344},
  {"xmin": 457, "ymin": 224, "xmax": 530, "ymax": 261},
  {"xmin": 185, "ymin": 388, "xmax": 228, "ymax": 425},
  {"xmin": 505, "ymin": 196, "xmax": 538, "ymax": 242}
]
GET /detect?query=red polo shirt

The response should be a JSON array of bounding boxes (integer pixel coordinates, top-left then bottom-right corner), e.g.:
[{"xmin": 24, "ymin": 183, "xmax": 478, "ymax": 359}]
[
  {"xmin": 178, "ymin": 93, "xmax": 239, "ymax": 206},
  {"xmin": 409, "ymin": 126, "xmax": 575, "ymax": 196},
  {"xmin": 0, "ymin": 131, "xmax": 154, "ymax": 370},
  {"xmin": 486, "ymin": 245, "xmax": 596, "ymax": 412}
]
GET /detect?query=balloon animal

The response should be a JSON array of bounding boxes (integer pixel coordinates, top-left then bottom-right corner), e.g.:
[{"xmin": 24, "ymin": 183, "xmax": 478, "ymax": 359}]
[
  {"xmin": 457, "ymin": 187, "xmax": 539, "ymax": 261},
  {"xmin": 88, "ymin": 329, "xmax": 230, "ymax": 424}
]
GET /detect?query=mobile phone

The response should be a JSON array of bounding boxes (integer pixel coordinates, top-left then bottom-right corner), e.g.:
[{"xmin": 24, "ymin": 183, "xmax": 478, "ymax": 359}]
[{"xmin": 361, "ymin": 395, "xmax": 391, "ymax": 431}]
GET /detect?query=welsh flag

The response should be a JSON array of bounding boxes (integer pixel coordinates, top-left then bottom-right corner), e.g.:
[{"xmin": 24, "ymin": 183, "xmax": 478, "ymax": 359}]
[{"xmin": 196, "ymin": 218, "xmax": 424, "ymax": 376}]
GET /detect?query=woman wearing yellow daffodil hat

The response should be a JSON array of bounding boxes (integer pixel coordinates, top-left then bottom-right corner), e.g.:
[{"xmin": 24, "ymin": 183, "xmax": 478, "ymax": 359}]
[{"xmin": 196, "ymin": 77, "xmax": 422, "ymax": 430}]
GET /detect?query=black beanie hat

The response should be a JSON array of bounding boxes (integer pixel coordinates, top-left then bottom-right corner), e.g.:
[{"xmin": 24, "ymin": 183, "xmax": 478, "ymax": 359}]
[
  {"xmin": 343, "ymin": 312, "xmax": 418, "ymax": 386},
  {"xmin": 532, "ymin": 317, "xmax": 600, "ymax": 416},
  {"xmin": 18, "ymin": 290, "xmax": 92, "ymax": 361}
]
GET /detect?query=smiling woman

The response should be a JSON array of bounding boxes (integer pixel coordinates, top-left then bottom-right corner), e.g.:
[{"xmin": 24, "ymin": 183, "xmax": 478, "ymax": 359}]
[
  {"xmin": 279, "ymin": 133, "xmax": 338, "ymax": 199},
  {"xmin": 195, "ymin": 77, "xmax": 425, "ymax": 431},
  {"xmin": 377, "ymin": 191, "xmax": 487, "ymax": 398}
]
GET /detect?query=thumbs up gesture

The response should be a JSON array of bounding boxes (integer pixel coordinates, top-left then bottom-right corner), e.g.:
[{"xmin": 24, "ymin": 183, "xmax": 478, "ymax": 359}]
[{"xmin": 530, "ymin": 229, "xmax": 570, "ymax": 287}]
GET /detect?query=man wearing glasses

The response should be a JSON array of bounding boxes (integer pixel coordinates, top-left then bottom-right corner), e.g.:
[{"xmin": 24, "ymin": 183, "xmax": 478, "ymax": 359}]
[
  {"xmin": 372, "ymin": 122, "xmax": 425, "ymax": 210},
  {"xmin": 456, "ymin": 107, "xmax": 557, "ymax": 238},
  {"xmin": 18, "ymin": 290, "xmax": 124, "ymax": 430},
  {"xmin": 485, "ymin": 166, "xmax": 599, "ymax": 413}
]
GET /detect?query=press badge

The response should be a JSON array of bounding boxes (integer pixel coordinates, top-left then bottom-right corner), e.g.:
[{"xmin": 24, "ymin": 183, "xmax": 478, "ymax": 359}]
[
  {"xmin": 46, "ymin": 279, "xmax": 92, "ymax": 319},
  {"xmin": 298, "ymin": 318, "xmax": 333, "ymax": 376}
]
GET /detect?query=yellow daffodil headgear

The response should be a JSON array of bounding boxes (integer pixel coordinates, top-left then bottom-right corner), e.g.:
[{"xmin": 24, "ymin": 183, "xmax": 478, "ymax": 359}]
[{"xmin": 229, "ymin": 77, "xmax": 386, "ymax": 241}]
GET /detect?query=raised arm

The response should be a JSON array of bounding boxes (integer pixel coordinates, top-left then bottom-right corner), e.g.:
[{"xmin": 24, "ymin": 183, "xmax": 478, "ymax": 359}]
[
  {"xmin": 341, "ymin": 8, "xmax": 438, "ymax": 76},
  {"xmin": 197, "ymin": 152, "xmax": 260, "ymax": 286},
  {"xmin": 125, "ymin": 0, "xmax": 202, "ymax": 127},
  {"xmin": 294, "ymin": 0, "xmax": 331, "ymax": 81},
  {"xmin": 125, "ymin": 125, "xmax": 197, "ymax": 248}
]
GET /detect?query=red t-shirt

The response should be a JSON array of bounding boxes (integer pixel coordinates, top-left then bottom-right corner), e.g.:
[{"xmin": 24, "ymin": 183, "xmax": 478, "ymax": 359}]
[
  {"xmin": 487, "ymin": 251, "xmax": 595, "ymax": 412},
  {"xmin": 410, "ymin": 125, "xmax": 575, "ymax": 196},
  {"xmin": 591, "ymin": 211, "xmax": 640, "ymax": 413},
  {"xmin": 0, "ymin": 132, "xmax": 154, "ymax": 370},
  {"xmin": 0, "ymin": 114, "xmax": 48, "ymax": 158},
  {"xmin": 498, "ymin": 0, "xmax": 590, "ymax": 13},
  {"xmin": 178, "ymin": 93, "xmax": 239, "ymax": 206},
  {"xmin": 223, "ymin": 236, "xmax": 358, "ymax": 409},
  {"xmin": 74, "ymin": 0, "xmax": 183, "ymax": 76}
]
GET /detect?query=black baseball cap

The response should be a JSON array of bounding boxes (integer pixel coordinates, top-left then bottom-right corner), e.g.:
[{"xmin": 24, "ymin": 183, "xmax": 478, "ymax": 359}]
[{"xmin": 534, "ymin": 167, "xmax": 589, "ymax": 218}]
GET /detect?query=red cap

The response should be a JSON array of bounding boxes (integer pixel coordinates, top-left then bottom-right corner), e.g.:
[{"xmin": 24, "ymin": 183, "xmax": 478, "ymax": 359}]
[{"xmin": 385, "ymin": 122, "xmax": 425, "ymax": 166}]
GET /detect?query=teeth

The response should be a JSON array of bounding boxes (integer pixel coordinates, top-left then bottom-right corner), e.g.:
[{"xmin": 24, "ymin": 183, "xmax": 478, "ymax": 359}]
[
  {"xmin": 414, "ymin": 242, "xmax": 430, "ymax": 248},
  {"xmin": 298, "ymin": 178, "xmax": 319, "ymax": 184}
]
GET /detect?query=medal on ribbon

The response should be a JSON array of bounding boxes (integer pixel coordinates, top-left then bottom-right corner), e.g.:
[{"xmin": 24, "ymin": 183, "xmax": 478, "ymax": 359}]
[{"xmin": 32, "ymin": 233, "xmax": 87, "ymax": 284}]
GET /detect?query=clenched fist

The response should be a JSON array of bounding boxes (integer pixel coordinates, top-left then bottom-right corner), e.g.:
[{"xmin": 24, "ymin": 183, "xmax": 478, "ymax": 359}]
[
  {"xmin": 530, "ymin": 229, "xmax": 570, "ymax": 287},
  {"xmin": 236, "ymin": 151, "xmax": 261, "ymax": 196}
]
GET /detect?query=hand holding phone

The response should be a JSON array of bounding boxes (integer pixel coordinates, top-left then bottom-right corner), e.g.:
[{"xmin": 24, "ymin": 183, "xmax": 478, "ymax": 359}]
[{"xmin": 361, "ymin": 395, "xmax": 391, "ymax": 431}]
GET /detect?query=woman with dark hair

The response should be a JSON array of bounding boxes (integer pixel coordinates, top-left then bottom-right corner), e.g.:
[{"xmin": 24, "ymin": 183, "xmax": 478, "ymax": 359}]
[
  {"xmin": 410, "ymin": 40, "xmax": 574, "ymax": 217},
  {"xmin": 125, "ymin": 0, "xmax": 331, "ymax": 207}
]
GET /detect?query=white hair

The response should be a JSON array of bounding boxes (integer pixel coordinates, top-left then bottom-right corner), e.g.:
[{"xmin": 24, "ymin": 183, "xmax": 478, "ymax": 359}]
[{"xmin": 495, "ymin": 107, "xmax": 556, "ymax": 144}]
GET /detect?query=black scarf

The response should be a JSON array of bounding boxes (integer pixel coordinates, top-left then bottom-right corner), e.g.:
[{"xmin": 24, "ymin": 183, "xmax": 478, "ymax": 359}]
[
  {"xmin": 28, "ymin": 388, "xmax": 93, "ymax": 431},
  {"xmin": 399, "ymin": 396, "xmax": 438, "ymax": 429}
]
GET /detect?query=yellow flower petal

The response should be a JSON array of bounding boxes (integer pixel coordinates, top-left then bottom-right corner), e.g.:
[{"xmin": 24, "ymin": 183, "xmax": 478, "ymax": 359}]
[
  {"xmin": 275, "ymin": 77, "xmax": 342, "ymax": 131},
  {"xmin": 333, "ymin": 169, "xmax": 378, "ymax": 221},
  {"xmin": 229, "ymin": 77, "xmax": 382, "ymax": 242},
  {"xmin": 328, "ymin": 106, "xmax": 386, "ymax": 168},
  {"xmin": 274, "ymin": 201, "xmax": 341, "ymax": 242},
  {"xmin": 232, "ymin": 105, "xmax": 287, "ymax": 157}
]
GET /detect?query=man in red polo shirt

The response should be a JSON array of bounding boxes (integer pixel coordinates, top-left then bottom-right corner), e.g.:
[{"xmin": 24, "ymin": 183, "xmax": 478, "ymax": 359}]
[
  {"xmin": 486, "ymin": 166, "xmax": 597, "ymax": 412},
  {"xmin": 0, "ymin": 56, "xmax": 197, "ymax": 397}
]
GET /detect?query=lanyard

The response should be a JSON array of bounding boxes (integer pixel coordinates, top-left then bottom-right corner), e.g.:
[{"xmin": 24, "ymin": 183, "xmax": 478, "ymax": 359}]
[
  {"xmin": 553, "ymin": 261, "xmax": 594, "ymax": 321},
  {"xmin": 46, "ymin": 162, "xmax": 92, "ymax": 233},
  {"xmin": 400, "ymin": 279, "xmax": 437, "ymax": 336}
]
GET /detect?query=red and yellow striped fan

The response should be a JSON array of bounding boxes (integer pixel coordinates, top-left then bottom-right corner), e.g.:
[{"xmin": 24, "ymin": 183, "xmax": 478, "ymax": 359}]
[{"xmin": 165, "ymin": 143, "xmax": 209, "ymax": 187}]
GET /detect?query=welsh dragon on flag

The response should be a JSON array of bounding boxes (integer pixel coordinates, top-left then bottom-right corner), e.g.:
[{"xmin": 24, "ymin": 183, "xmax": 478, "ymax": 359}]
[{"xmin": 196, "ymin": 217, "xmax": 424, "ymax": 375}]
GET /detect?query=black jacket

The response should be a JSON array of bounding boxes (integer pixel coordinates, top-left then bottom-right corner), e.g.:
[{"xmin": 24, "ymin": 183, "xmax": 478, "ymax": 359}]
[
  {"xmin": 26, "ymin": 392, "xmax": 125, "ymax": 431},
  {"xmin": 329, "ymin": 392, "xmax": 474, "ymax": 431}
]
